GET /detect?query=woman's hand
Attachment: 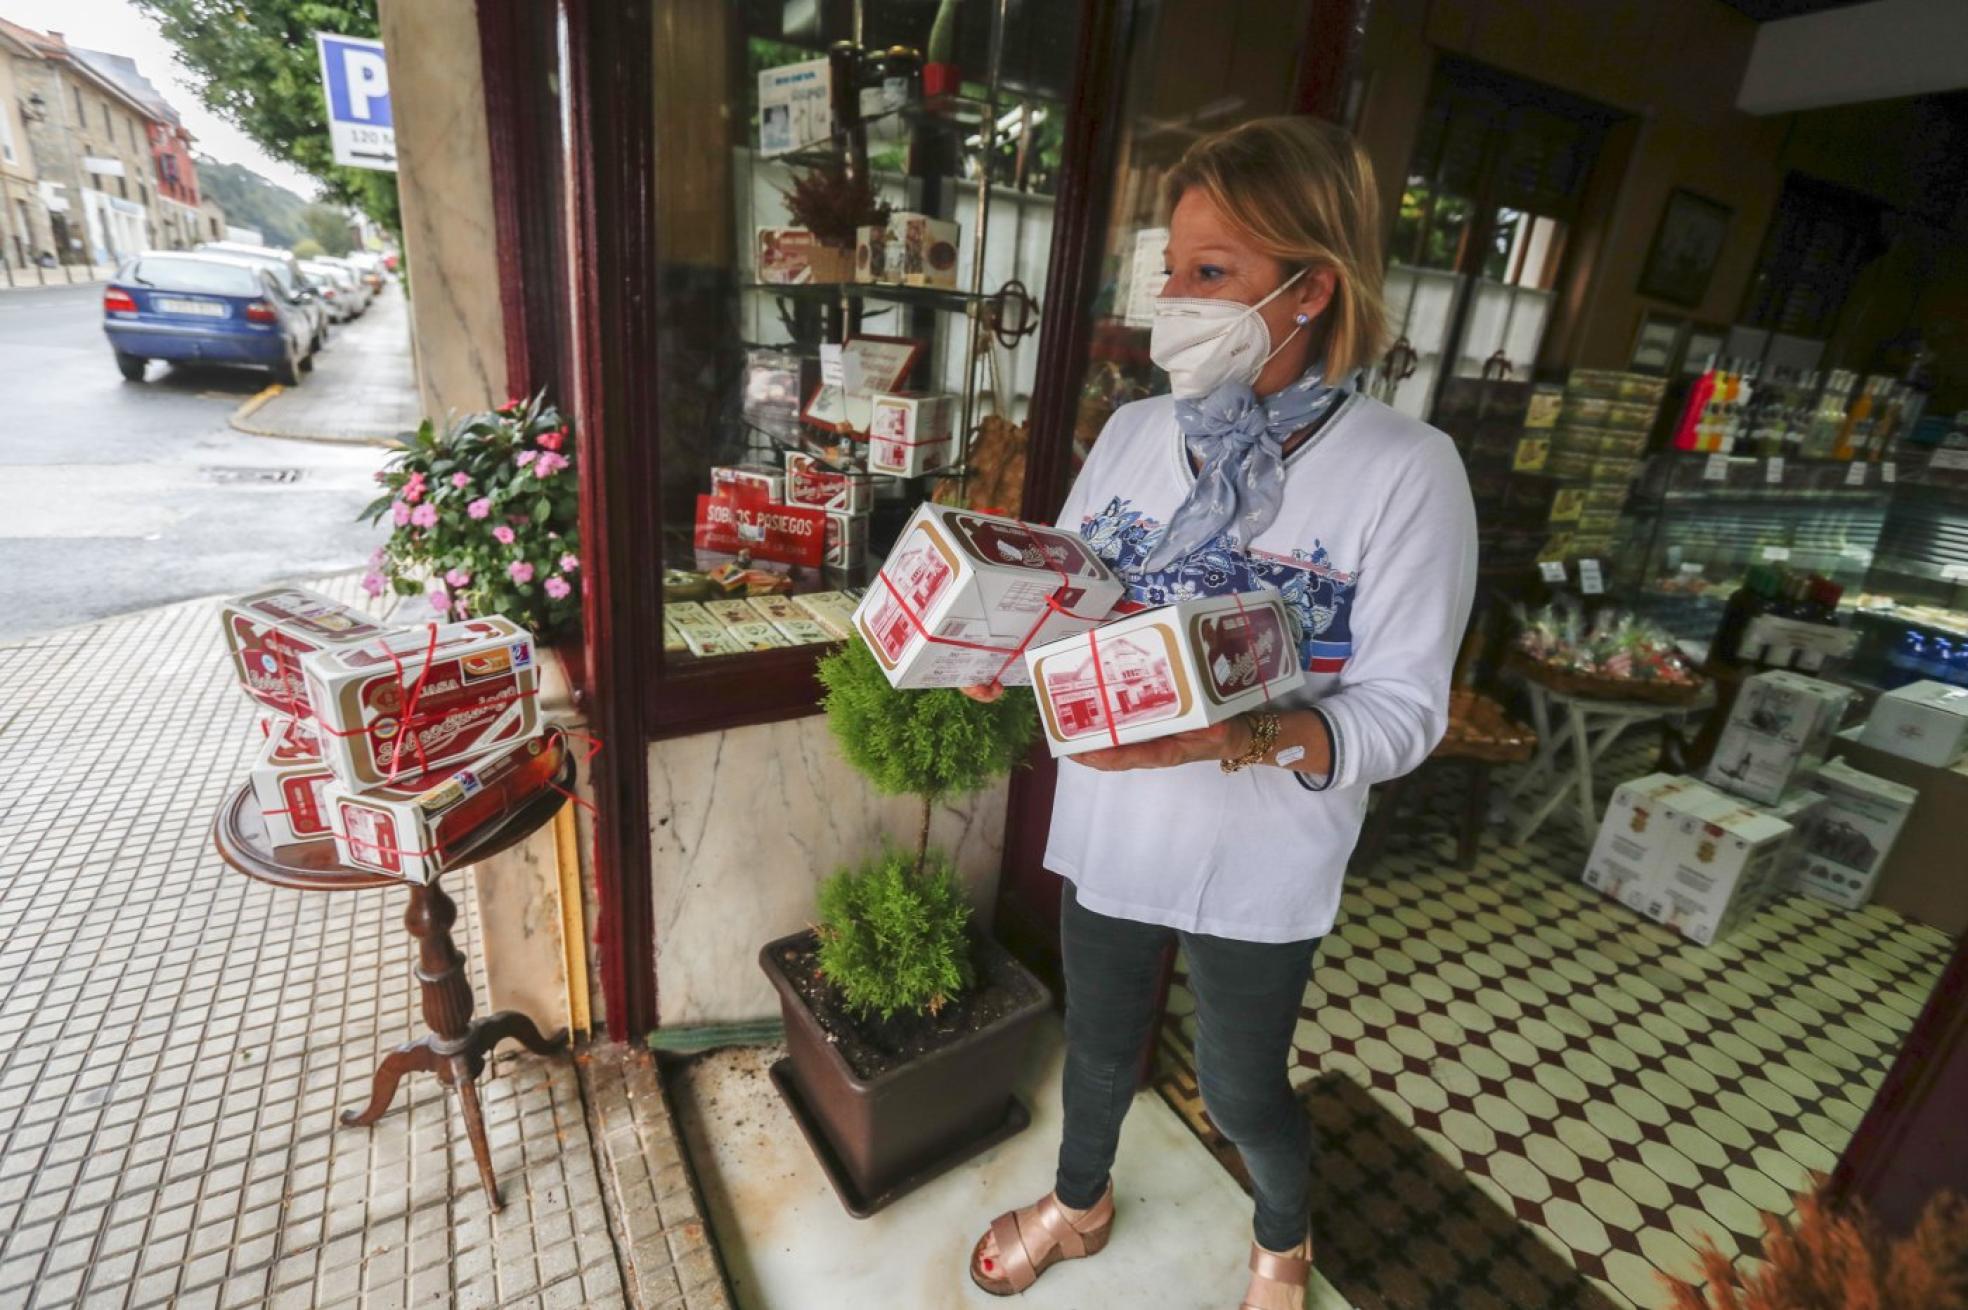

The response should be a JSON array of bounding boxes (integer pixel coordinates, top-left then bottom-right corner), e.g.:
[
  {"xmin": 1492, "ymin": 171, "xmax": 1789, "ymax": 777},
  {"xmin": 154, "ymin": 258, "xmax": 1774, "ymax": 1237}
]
[
  {"xmin": 1071, "ymin": 717, "xmax": 1252, "ymax": 772},
  {"xmin": 959, "ymin": 681, "xmax": 1005, "ymax": 704}
]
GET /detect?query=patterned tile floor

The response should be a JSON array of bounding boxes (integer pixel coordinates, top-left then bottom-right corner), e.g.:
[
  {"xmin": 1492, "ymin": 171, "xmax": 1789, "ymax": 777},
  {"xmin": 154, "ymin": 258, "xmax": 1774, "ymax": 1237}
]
[{"xmin": 1156, "ymin": 747, "xmax": 1954, "ymax": 1310}]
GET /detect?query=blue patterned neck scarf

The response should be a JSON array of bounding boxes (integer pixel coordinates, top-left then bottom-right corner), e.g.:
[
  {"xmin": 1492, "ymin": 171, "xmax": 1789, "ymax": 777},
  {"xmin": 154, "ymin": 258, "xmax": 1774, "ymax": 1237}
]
[{"xmin": 1142, "ymin": 364, "xmax": 1346, "ymax": 572}]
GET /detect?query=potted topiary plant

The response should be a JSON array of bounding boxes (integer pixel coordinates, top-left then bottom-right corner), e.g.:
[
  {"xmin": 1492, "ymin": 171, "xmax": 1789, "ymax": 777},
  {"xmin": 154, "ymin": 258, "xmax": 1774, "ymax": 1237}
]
[{"xmin": 760, "ymin": 637, "xmax": 1050, "ymax": 1214}]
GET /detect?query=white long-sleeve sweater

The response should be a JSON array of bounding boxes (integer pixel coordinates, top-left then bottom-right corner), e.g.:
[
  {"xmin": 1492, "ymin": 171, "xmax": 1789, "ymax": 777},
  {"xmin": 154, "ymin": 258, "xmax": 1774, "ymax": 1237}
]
[{"xmin": 1043, "ymin": 390, "xmax": 1478, "ymax": 943}]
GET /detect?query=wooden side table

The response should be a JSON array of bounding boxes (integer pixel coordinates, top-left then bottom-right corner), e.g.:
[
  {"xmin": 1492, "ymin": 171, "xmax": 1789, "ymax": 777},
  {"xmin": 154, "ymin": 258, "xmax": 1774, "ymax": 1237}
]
[{"xmin": 212, "ymin": 759, "xmax": 574, "ymax": 1210}]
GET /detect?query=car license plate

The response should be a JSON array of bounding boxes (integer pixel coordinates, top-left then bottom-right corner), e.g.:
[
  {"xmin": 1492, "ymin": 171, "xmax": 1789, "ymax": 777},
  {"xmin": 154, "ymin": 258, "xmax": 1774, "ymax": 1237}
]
[{"xmin": 155, "ymin": 297, "xmax": 227, "ymax": 317}]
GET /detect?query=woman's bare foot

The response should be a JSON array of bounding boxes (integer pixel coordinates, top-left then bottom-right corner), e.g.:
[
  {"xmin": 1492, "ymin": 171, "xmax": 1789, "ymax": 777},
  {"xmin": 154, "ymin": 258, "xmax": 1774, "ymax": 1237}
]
[
  {"xmin": 974, "ymin": 1192, "xmax": 1095, "ymax": 1282},
  {"xmin": 1240, "ymin": 1235, "xmax": 1314, "ymax": 1310}
]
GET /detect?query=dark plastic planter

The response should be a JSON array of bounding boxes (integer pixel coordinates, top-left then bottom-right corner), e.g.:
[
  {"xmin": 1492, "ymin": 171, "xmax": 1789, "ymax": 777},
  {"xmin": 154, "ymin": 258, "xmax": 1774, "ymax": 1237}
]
[{"xmin": 760, "ymin": 928, "xmax": 1051, "ymax": 1214}]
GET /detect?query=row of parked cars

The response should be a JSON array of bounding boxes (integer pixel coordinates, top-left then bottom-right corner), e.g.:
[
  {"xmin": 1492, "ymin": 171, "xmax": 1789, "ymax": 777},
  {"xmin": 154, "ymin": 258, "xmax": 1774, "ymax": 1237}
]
[{"xmin": 102, "ymin": 242, "xmax": 395, "ymax": 386}]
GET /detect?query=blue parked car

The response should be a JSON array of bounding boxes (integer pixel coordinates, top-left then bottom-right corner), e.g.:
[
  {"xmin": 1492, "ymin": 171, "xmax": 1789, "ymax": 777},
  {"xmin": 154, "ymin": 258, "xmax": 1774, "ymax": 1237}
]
[{"xmin": 102, "ymin": 252, "xmax": 313, "ymax": 386}]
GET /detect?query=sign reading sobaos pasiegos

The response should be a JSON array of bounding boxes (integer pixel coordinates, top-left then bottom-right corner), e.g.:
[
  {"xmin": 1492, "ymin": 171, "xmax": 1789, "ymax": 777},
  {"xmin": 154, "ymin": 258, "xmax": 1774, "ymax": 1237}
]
[
  {"xmin": 316, "ymin": 32, "xmax": 397, "ymax": 172},
  {"xmin": 693, "ymin": 495, "xmax": 829, "ymax": 569}
]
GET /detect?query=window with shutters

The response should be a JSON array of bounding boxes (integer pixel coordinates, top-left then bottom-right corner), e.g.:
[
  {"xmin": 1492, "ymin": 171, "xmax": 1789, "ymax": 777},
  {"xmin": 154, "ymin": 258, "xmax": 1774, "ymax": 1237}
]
[{"xmin": 1375, "ymin": 59, "xmax": 1615, "ymax": 420}]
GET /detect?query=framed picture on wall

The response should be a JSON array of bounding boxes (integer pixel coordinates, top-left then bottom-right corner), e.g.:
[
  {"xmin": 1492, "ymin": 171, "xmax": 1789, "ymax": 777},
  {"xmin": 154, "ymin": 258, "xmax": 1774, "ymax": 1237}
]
[
  {"xmin": 1639, "ymin": 189, "xmax": 1733, "ymax": 307},
  {"xmin": 1683, "ymin": 323, "xmax": 1727, "ymax": 375}
]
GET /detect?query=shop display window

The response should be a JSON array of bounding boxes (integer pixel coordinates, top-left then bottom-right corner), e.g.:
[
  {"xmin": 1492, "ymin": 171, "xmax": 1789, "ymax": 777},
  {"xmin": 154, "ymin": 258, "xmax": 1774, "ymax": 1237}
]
[{"xmin": 642, "ymin": 0, "xmax": 1081, "ymax": 696}]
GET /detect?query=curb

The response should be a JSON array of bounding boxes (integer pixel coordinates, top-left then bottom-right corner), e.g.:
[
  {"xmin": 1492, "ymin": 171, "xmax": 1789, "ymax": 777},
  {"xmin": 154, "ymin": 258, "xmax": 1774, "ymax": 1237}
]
[{"xmin": 228, "ymin": 383, "xmax": 401, "ymax": 449}]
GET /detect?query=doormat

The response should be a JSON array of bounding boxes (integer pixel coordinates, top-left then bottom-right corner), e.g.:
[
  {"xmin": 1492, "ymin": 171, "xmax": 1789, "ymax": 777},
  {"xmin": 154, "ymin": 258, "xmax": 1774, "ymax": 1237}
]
[{"xmin": 1156, "ymin": 1067, "xmax": 1625, "ymax": 1310}]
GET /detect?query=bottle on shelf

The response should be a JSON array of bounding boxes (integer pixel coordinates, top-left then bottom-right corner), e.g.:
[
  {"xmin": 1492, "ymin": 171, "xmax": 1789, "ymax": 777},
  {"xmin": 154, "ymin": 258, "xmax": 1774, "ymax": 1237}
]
[{"xmin": 1709, "ymin": 562, "xmax": 1781, "ymax": 668}]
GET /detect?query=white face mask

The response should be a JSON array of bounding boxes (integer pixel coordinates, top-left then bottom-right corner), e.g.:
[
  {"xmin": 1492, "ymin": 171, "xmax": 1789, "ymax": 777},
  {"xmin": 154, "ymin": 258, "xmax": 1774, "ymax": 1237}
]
[{"xmin": 1149, "ymin": 268, "xmax": 1307, "ymax": 398}]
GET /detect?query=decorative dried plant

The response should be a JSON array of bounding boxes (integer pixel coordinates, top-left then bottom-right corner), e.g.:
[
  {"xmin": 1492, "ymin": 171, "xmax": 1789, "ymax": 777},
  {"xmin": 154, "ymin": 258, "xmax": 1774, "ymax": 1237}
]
[
  {"xmin": 1661, "ymin": 1182, "xmax": 1968, "ymax": 1310},
  {"xmin": 780, "ymin": 163, "xmax": 891, "ymax": 248}
]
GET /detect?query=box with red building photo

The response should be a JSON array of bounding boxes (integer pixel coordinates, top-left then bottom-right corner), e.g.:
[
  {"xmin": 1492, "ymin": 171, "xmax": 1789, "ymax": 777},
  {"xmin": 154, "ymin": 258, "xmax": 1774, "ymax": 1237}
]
[
  {"xmin": 221, "ymin": 585, "xmax": 399, "ymax": 718},
  {"xmin": 1025, "ymin": 589, "xmax": 1306, "ymax": 758},
  {"xmin": 300, "ymin": 616, "xmax": 541, "ymax": 790},
  {"xmin": 249, "ymin": 716, "xmax": 337, "ymax": 847},
  {"xmin": 853, "ymin": 503, "xmax": 1124, "ymax": 689},
  {"xmin": 325, "ymin": 730, "xmax": 567, "ymax": 883}
]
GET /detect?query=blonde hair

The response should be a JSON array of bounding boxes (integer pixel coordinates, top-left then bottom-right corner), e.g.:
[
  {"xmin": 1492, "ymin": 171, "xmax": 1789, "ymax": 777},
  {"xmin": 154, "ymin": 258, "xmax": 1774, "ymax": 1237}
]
[{"xmin": 1167, "ymin": 116, "xmax": 1387, "ymax": 381}]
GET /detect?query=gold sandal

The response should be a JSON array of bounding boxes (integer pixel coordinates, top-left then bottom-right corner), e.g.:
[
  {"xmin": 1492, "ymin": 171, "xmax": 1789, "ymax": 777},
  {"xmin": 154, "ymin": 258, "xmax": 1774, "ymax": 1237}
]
[
  {"xmin": 1240, "ymin": 1238, "xmax": 1314, "ymax": 1309},
  {"xmin": 968, "ymin": 1182, "xmax": 1116, "ymax": 1296}
]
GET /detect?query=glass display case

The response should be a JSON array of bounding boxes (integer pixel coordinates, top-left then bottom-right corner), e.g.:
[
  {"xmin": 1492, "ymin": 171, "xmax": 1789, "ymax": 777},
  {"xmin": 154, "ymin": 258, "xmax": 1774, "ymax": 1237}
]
[{"xmin": 645, "ymin": 0, "xmax": 1081, "ymax": 674}]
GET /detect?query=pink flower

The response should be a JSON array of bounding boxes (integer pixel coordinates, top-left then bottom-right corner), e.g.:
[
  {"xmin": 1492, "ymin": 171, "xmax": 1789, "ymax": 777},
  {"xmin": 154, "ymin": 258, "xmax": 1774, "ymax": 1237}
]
[
  {"xmin": 467, "ymin": 498, "xmax": 492, "ymax": 520},
  {"xmin": 444, "ymin": 567, "xmax": 472, "ymax": 588},
  {"xmin": 373, "ymin": 470, "xmax": 390, "ymax": 484},
  {"xmin": 533, "ymin": 451, "xmax": 568, "ymax": 479},
  {"xmin": 453, "ymin": 597, "xmax": 472, "ymax": 617},
  {"xmin": 558, "ymin": 552, "xmax": 580, "ymax": 573},
  {"xmin": 508, "ymin": 560, "xmax": 535, "ymax": 584},
  {"xmin": 544, "ymin": 575, "xmax": 571, "ymax": 600},
  {"xmin": 427, "ymin": 587, "xmax": 451, "ymax": 612},
  {"xmin": 410, "ymin": 503, "xmax": 438, "ymax": 529},
  {"xmin": 451, "ymin": 472, "xmax": 471, "ymax": 489},
  {"xmin": 369, "ymin": 546, "xmax": 387, "ymax": 566},
  {"xmin": 391, "ymin": 500, "xmax": 412, "ymax": 527},
  {"xmin": 492, "ymin": 524, "xmax": 516, "ymax": 545},
  {"xmin": 360, "ymin": 571, "xmax": 387, "ymax": 597},
  {"xmin": 502, "ymin": 395, "xmax": 522, "ymax": 411},
  {"xmin": 538, "ymin": 428, "xmax": 565, "ymax": 452},
  {"xmin": 401, "ymin": 471, "xmax": 428, "ymax": 503},
  {"xmin": 515, "ymin": 450, "xmax": 537, "ymax": 468}
]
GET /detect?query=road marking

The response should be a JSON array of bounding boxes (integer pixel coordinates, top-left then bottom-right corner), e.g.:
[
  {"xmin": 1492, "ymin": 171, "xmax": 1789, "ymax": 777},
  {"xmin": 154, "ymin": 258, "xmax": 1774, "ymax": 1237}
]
[{"xmin": 234, "ymin": 384, "xmax": 284, "ymax": 423}]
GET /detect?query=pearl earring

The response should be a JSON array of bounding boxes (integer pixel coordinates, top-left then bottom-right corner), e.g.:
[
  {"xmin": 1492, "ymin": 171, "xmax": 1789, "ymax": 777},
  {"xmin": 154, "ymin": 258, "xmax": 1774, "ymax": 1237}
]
[{"xmin": 1294, "ymin": 313, "xmax": 1311, "ymax": 325}]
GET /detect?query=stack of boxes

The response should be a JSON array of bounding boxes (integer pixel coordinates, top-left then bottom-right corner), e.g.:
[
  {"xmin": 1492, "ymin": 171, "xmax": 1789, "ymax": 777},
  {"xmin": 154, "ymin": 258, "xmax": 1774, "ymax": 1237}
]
[
  {"xmin": 1543, "ymin": 369, "xmax": 1665, "ymax": 565},
  {"xmin": 708, "ymin": 455, "xmax": 872, "ymax": 574},
  {"xmin": 221, "ymin": 586, "xmax": 561, "ymax": 885},
  {"xmin": 663, "ymin": 590, "xmax": 860, "ymax": 656},
  {"xmin": 1581, "ymin": 669, "xmax": 1847, "ymax": 943}
]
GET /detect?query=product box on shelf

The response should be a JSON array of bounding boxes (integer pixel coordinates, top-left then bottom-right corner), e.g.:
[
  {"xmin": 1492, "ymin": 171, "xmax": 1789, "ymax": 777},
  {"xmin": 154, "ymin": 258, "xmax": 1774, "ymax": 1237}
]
[
  {"xmin": 1858, "ymin": 680, "xmax": 1968, "ymax": 768},
  {"xmin": 742, "ymin": 595, "xmax": 837, "ymax": 646},
  {"xmin": 757, "ymin": 57, "xmax": 831, "ymax": 157},
  {"xmin": 1799, "ymin": 757, "xmax": 1919, "ymax": 909},
  {"xmin": 853, "ymin": 504, "xmax": 1124, "ymax": 690},
  {"xmin": 791, "ymin": 590, "xmax": 859, "ymax": 640},
  {"xmin": 825, "ymin": 510, "xmax": 868, "ymax": 570},
  {"xmin": 1026, "ymin": 589, "xmax": 1305, "ymax": 758},
  {"xmin": 249, "ymin": 719, "xmax": 336, "ymax": 847},
  {"xmin": 757, "ymin": 227, "xmax": 818, "ymax": 285},
  {"xmin": 894, "ymin": 212, "xmax": 961, "ymax": 289},
  {"xmin": 710, "ymin": 463, "xmax": 785, "ymax": 505},
  {"xmin": 1703, "ymin": 669, "xmax": 1852, "ymax": 804},
  {"xmin": 868, "ymin": 392, "xmax": 957, "ymax": 477},
  {"xmin": 1582, "ymin": 773, "xmax": 1711, "ymax": 904},
  {"xmin": 221, "ymin": 586, "xmax": 396, "ymax": 718},
  {"xmin": 1756, "ymin": 787, "xmax": 1828, "ymax": 892},
  {"xmin": 1650, "ymin": 801, "xmax": 1795, "ymax": 944},
  {"xmin": 328, "ymin": 730, "xmax": 565, "ymax": 883},
  {"xmin": 301, "ymin": 617, "xmax": 540, "ymax": 790},
  {"xmin": 855, "ymin": 212, "xmax": 961, "ymax": 288},
  {"xmin": 783, "ymin": 449, "xmax": 874, "ymax": 514}
]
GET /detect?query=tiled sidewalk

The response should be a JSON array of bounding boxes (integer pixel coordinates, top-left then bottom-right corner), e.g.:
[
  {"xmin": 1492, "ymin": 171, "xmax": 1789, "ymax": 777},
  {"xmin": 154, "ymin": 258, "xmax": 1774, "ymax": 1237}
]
[{"xmin": 0, "ymin": 579, "xmax": 728, "ymax": 1310}]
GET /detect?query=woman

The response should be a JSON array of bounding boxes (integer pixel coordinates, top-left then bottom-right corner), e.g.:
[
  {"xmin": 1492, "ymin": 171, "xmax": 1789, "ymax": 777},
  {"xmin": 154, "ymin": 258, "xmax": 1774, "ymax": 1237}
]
[{"xmin": 965, "ymin": 116, "xmax": 1477, "ymax": 1307}]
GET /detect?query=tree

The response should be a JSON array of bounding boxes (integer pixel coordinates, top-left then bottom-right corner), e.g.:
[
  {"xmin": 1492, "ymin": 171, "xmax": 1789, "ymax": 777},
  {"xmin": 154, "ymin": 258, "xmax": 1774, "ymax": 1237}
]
[
  {"xmin": 301, "ymin": 204, "xmax": 355, "ymax": 257},
  {"xmin": 292, "ymin": 237, "xmax": 324, "ymax": 259},
  {"xmin": 134, "ymin": 0, "xmax": 400, "ymax": 234}
]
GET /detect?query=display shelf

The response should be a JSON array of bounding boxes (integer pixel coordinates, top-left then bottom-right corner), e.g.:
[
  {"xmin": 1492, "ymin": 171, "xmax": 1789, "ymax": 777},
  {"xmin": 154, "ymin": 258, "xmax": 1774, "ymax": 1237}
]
[
  {"xmin": 766, "ymin": 92, "xmax": 995, "ymax": 169},
  {"xmin": 740, "ymin": 280, "xmax": 988, "ymax": 315}
]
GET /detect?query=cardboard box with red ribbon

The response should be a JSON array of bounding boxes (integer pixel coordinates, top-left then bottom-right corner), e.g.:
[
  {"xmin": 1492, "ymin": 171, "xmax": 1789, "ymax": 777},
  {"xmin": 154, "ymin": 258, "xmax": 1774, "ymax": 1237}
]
[
  {"xmin": 326, "ymin": 729, "xmax": 565, "ymax": 883},
  {"xmin": 221, "ymin": 585, "xmax": 399, "ymax": 719},
  {"xmin": 852, "ymin": 504, "xmax": 1123, "ymax": 690},
  {"xmin": 868, "ymin": 392, "xmax": 957, "ymax": 477},
  {"xmin": 784, "ymin": 449, "xmax": 873, "ymax": 514},
  {"xmin": 300, "ymin": 617, "xmax": 540, "ymax": 790},
  {"xmin": 1025, "ymin": 589, "xmax": 1305, "ymax": 757},
  {"xmin": 250, "ymin": 716, "xmax": 337, "ymax": 847}
]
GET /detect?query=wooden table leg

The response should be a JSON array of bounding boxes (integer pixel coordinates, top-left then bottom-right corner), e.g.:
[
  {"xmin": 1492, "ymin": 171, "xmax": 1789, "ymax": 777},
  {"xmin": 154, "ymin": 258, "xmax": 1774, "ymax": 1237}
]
[{"xmin": 338, "ymin": 870, "xmax": 571, "ymax": 1212}]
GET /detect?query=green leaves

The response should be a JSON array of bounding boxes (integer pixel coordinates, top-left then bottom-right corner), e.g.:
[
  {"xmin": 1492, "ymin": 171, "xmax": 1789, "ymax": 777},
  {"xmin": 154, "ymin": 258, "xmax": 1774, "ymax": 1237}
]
[
  {"xmin": 816, "ymin": 639, "xmax": 1038, "ymax": 802},
  {"xmin": 357, "ymin": 395, "xmax": 582, "ymax": 640},
  {"xmin": 815, "ymin": 850, "xmax": 974, "ymax": 1020}
]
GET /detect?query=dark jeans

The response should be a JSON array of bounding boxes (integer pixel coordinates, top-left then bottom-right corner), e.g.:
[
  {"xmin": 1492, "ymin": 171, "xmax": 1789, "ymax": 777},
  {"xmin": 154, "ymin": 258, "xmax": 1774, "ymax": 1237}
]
[{"xmin": 1053, "ymin": 882, "xmax": 1321, "ymax": 1252}]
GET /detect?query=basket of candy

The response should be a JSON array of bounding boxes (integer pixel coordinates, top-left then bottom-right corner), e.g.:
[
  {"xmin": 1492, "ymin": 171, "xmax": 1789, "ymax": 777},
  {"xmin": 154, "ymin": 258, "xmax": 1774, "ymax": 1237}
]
[{"xmin": 1507, "ymin": 605, "xmax": 1707, "ymax": 704}]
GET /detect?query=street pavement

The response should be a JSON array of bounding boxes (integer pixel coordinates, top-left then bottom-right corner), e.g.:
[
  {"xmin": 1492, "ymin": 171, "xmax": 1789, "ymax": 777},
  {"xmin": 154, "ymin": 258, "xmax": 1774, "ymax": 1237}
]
[{"xmin": 0, "ymin": 282, "xmax": 400, "ymax": 640}]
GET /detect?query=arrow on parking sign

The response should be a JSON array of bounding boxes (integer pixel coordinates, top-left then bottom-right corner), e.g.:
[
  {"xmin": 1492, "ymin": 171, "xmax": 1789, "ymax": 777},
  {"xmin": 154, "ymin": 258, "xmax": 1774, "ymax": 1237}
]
[{"xmin": 316, "ymin": 32, "xmax": 397, "ymax": 173}]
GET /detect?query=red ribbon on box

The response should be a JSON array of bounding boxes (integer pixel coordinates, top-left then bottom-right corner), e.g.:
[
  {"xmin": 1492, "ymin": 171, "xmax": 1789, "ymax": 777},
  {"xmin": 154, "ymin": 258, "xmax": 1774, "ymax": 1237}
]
[{"xmin": 875, "ymin": 520, "xmax": 1111, "ymax": 686}]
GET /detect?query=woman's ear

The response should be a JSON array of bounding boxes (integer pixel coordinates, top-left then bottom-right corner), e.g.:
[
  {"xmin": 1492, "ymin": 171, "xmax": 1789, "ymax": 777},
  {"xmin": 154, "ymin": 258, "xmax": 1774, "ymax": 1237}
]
[{"xmin": 1295, "ymin": 265, "xmax": 1337, "ymax": 323}]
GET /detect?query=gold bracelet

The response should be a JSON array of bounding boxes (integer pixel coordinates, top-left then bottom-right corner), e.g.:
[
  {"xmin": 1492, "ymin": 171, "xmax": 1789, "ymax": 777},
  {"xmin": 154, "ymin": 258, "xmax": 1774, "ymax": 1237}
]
[{"xmin": 1220, "ymin": 711, "xmax": 1281, "ymax": 774}]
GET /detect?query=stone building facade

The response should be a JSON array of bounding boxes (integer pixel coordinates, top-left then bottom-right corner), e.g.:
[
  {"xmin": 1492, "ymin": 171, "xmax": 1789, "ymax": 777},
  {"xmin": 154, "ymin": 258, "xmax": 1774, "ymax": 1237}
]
[
  {"xmin": 2, "ymin": 21, "xmax": 163, "ymax": 265},
  {"xmin": 0, "ymin": 22, "xmax": 55, "ymax": 271}
]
